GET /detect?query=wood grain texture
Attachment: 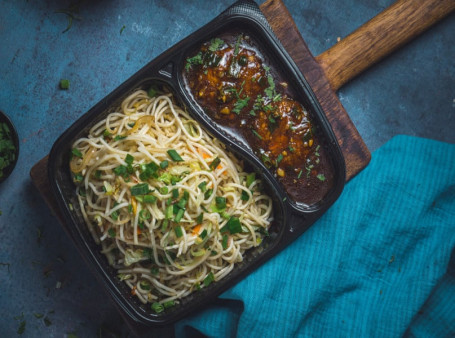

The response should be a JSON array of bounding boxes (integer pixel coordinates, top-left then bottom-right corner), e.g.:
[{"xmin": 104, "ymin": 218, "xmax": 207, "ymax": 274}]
[
  {"xmin": 260, "ymin": 0, "xmax": 371, "ymax": 180},
  {"xmin": 316, "ymin": 0, "xmax": 455, "ymax": 91}
]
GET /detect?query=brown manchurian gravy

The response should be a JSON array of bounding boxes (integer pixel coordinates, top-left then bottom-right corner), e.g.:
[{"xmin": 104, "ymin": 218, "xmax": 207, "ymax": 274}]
[{"xmin": 184, "ymin": 34, "xmax": 334, "ymax": 205}]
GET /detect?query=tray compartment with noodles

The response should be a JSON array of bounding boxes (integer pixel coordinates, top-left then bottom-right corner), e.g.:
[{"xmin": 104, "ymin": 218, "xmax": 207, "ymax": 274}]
[{"xmin": 47, "ymin": 0, "xmax": 345, "ymax": 327}]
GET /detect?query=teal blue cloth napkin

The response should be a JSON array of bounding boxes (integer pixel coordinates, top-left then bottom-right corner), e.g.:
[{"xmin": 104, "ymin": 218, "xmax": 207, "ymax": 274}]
[{"xmin": 175, "ymin": 135, "xmax": 455, "ymax": 337}]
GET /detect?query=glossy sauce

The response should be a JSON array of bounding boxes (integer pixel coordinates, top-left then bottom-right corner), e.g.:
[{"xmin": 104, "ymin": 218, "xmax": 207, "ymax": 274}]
[{"xmin": 184, "ymin": 34, "xmax": 334, "ymax": 205}]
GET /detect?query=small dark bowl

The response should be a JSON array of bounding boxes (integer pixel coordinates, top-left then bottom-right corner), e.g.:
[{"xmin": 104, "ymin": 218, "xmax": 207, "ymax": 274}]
[{"xmin": 0, "ymin": 111, "xmax": 19, "ymax": 184}]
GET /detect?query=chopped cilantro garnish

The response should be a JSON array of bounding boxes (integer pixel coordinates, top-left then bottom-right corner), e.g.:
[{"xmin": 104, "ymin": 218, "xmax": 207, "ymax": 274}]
[
  {"xmin": 252, "ymin": 129, "xmax": 262, "ymax": 140},
  {"xmin": 317, "ymin": 173, "xmax": 326, "ymax": 181},
  {"xmin": 276, "ymin": 154, "xmax": 283, "ymax": 166},
  {"xmin": 125, "ymin": 154, "xmax": 134, "ymax": 164},
  {"xmin": 60, "ymin": 79, "xmax": 70, "ymax": 90},
  {"xmin": 71, "ymin": 148, "xmax": 82, "ymax": 158},
  {"xmin": 185, "ymin": 52, "xmax": 203, "ymax": 70},
  {"xmin": 220, "ymin": 216, "xmax": 242, "ymax": 234},
  {"xmin": 232, "ymin": 96, "xmax": 250, "ymax": 114},
  {"xmin": 208, "ymin": 38, "xmax": 225, "ymax": 51}
]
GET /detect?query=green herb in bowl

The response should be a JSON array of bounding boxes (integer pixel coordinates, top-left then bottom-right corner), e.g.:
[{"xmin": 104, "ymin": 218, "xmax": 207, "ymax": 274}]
[{"xmin": 0, "ymin": 111, "xmax": 19, "ymax": 182}]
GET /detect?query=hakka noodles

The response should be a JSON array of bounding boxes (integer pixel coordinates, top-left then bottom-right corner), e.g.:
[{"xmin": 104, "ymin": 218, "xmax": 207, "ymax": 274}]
[{"xmin": 70, "ymin": 88, "xmax": 273, "ymax": 313}]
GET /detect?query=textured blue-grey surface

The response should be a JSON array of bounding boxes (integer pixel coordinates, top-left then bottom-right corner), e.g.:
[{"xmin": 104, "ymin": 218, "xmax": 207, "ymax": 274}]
[{"xmin": 0, "ymin": 0, "xmax": 453, "ymax": 336}]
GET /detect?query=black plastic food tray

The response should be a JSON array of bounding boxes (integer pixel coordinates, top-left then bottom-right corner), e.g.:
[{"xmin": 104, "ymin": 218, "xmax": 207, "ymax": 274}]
[{"xmin": 48, "ymin": 0, "xmax": 345, "ymax": 327}]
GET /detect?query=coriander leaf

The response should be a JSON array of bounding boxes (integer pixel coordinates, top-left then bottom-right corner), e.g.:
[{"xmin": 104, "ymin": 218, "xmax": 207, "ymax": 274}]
[
  {"xmin": 208, "ymin": 38, "xmax": 225, "ymax": 51},
  {"xmin": 232, "ymin": 97, "xmax": 250, "ymax": 114}
]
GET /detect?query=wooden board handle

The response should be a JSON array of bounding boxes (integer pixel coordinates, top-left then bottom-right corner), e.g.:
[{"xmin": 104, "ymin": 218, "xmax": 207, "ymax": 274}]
[{"xmin": 316, "ymin": 0, "xmax": 455, "ymax": 91}]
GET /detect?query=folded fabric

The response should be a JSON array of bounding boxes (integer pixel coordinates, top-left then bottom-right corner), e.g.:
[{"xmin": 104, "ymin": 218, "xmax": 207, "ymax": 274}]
[{"xmin": 175, "ymin": 135, "xmax": 455, "ymax": 337}]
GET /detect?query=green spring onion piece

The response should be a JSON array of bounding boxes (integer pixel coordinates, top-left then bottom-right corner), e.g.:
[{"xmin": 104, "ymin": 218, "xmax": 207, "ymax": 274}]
[
  {"xmin": 174, "ymin": 208, "xmax": 185, "ymax": 223},
  {"xmin": 167, "ymin": 149, "xmax": 183, "ymax": 162},
  {"xmin": 139, "ymin": 209, "xmax": 151, "ymax": 220},
  {"xmin": 131, "ymin": 183, "xmax": 150, "ymax": 196},
  {"xmin": 71, "ymin": 148, "xmax": 82, "ymax": 158},
  {"xmin": 177, "ymin": 198, "xmax": 187, "ymax": 209},
  {"xmin": 161, "ymin": 219, "xmax": 169, "ymax": 232},
  {"xmin": 114, "ymin": 135, "xmax": 127, "ymax": 141},
  {"xmin": 143, "ymin": 195, "xmax": 157, "ymax": 203},
  {"xmin": 108, "ymin": 228, "xmax": 116, "ymax": 238},
  {"xmin": 172, "ymin": 189, "xmax": 179, "ymax": 199},
  {"xmin": 215, "ymin": 196, "xmax": 226, "ymax": 209},
  {"xmin": 139, "ymin": 281, "xmax": 151, "ymax": 290},
  {"xmin": 198, "ymin": 181, "xmax": 207, "ymax": 192},
  {"xmin": 151, "ymin": 302, "xmax": 164, "ymax": 314},
  {"xmin": 220, "ymin": 211, "xmax": 231, "ymax": 220},
  {"xmin": 209, "ymin": 157, "xmax": 221, "ymax": 170},
  {"xmin": 196, "ymin": 213, "xmax": 203, "ymax": 224},
  {"xmin": 125, "ymin": 154, "xmax": 134, "ymax": 165},
  {"xmin": 160, "ymin": 186, "xmax": 169, "ymax": 194},
  {"xmin": 165, "ymin": 205, "xmax": 173, "ymax": 219},
  {"xmin": 73, "ymin": 173, "xmax": 83, "ymax": 182},
  {"xmin": 222, "ymin": 234, "xmax": 228, "ymax": 249},
  {"xmin": 147, "ymin": 86, "xmax": 158, "ymax": 98},
  {"xmin": 241, "ymin": 190, "xmax": 249, "ymax": 201},
  {"xmin": 200, "ymin": 229, "xmax": 207, "ymax": 239},
  {"xmin": 160, "ymin": 160, "xmax": 169, "ymax": 169},
  {"xmin": 246, "ymin": 173, "xmax": 255, "ymax": 187},
  {"xmin": 221, "ymin": 217, "xmax": 242, "ymax": 234},
  {"xmin": 111, "ymin": 212, "xmax": 119, "ymax": 221},
  {"xmin": 173, "ymin": 204, "xmax": 179, "ymax": 215},
  {"xmin": 114, "ymin": 165, "xmax": 127, "ymax": 176},
  {"xmin": 174, "ymin": 225, "xmax": 184, "ymax": 238},
  {"xmin": 204, "ymin": 189, "xmax": 213, "ymax": 200}
]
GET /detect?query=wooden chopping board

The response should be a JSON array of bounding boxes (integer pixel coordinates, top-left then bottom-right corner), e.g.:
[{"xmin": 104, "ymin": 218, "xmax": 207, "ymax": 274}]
[{"xmin": 29, "ymin": 0, "xmax": 455, "ymax": 334}]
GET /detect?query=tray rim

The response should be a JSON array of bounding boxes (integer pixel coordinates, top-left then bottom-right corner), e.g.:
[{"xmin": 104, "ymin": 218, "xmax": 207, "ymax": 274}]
[{"xmin": 46, "ymin": 0, "xmax": 346, "ymax": 327}]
